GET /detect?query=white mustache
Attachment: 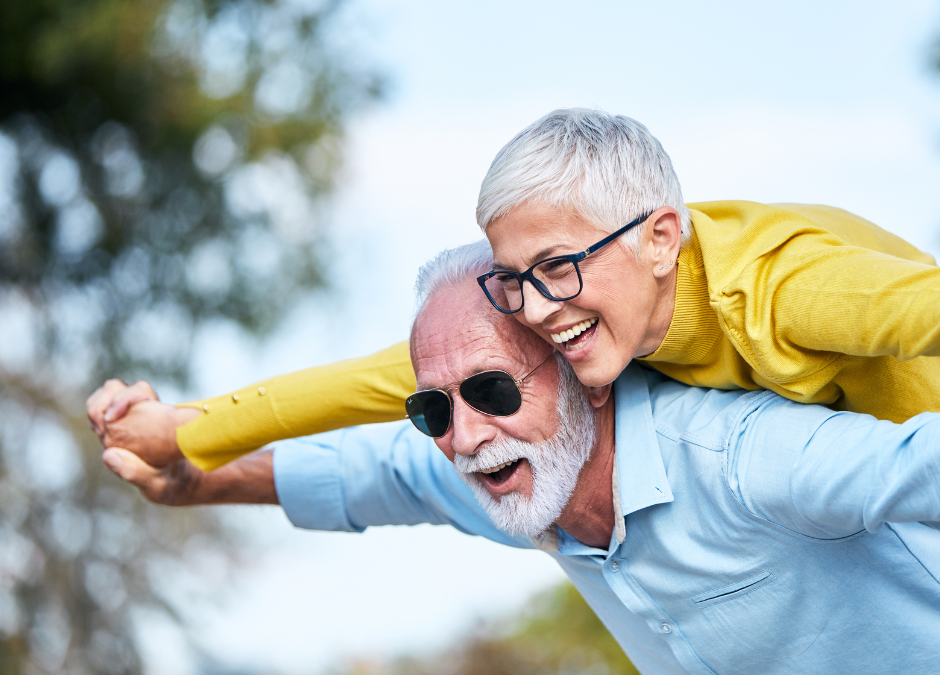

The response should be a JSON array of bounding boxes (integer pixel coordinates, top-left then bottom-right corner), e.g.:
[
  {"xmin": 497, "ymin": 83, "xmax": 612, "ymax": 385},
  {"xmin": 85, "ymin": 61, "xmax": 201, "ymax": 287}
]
[{"xmin": 452, "ymin": 437, "xmax": 530, "ymax": 475}]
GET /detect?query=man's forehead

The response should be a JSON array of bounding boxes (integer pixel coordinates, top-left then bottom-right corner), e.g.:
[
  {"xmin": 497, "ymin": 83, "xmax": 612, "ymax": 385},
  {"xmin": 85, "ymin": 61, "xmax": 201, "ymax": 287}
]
[
  {"xmin": 411, "ymin": 280, "xmax": 540, "ymax": 387},
  {"xmin": 413, "ymin": 316, "xmax": 526, "ymax": 387}
]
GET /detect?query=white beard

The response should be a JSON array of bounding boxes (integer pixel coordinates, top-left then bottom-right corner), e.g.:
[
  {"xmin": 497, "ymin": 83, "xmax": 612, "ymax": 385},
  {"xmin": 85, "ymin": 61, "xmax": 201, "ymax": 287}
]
[{"xmin": 453, "ymin": 355, "xmax": 597, "ymax": 538}]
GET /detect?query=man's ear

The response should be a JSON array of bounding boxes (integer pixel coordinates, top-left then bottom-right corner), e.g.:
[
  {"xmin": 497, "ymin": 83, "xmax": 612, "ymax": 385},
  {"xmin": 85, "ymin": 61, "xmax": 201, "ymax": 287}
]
[{"xmin": 586, "ymin": 384, "xmax": 612, "ymax": 408}]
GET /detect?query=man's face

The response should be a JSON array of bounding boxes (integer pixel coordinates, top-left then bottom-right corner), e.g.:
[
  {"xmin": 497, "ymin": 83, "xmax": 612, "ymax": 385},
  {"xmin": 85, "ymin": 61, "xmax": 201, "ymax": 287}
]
[
  {"xmin": 411, "ymin": 279, "xmax": 596, "ymax": 536},
  {"xmin": 486, "ymin": 202, "xmax": 662, "ymax": 388}
]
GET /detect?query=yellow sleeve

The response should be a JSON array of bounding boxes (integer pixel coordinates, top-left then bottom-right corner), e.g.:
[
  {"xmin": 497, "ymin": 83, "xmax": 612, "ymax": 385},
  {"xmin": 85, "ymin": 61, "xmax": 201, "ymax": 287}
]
[
  {"xmin": 175, "ymin": 340, "xmax": 415, "ymax": 471},
  {"xmin": 717, "ymin": 230, "xmax": 940, "ymax": 382}
]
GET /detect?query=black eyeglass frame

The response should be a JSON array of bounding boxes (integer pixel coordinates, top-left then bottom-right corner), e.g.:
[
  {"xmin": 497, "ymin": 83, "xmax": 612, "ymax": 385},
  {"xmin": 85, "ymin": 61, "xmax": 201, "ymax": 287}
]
[
  {"xmin": 476, "ymin": 211, "xmax": 654, "ymax": 314},
  {"xmin": 405, "ymin": 352, "xmax": 554, "ymax": 438}
]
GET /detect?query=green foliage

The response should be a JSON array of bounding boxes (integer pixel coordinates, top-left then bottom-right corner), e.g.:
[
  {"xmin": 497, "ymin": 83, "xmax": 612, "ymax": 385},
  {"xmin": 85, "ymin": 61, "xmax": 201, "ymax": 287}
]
[
  {"xmin": 335, "ymin": 583, "xmax": 639, "ymax": 675},
  {"xmin": 0, "ymin": 0, "xmax": 383, "ymax": 384},
  {"xmin": 0, "ymin": 0, "xmax": 381, "ymax": 672}
]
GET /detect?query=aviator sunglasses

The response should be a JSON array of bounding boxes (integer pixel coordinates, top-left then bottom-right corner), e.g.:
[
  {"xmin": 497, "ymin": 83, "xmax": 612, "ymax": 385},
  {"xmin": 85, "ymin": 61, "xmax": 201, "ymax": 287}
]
[{"xmin": 405, "ymin": 353, "xmax": 554, "ymax": 438}]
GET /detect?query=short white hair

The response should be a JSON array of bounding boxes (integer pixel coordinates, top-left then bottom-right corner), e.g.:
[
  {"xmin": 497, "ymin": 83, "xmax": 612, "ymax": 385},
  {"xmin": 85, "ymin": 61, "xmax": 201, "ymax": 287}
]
[
  {"xmin": 413, "ymin": 239, "xmax": 493, "ymax": 312},
  {"xmin": 476, "ymin": 108, "xmax": 691, "ymax": 252}
]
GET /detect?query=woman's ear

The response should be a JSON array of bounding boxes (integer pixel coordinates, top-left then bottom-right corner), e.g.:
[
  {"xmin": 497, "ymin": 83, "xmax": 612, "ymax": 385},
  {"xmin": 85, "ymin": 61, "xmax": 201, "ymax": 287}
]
[{"xmin": 647, "ymin": 207, "xmax": 682, "ymax": 278}]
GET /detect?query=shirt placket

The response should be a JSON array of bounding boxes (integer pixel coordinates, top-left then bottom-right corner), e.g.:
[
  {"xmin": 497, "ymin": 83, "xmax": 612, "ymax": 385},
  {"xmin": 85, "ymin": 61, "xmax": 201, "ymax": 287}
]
[{"xmin": 604, "ymin": 541, "xmax": 717, "ymax": 675}]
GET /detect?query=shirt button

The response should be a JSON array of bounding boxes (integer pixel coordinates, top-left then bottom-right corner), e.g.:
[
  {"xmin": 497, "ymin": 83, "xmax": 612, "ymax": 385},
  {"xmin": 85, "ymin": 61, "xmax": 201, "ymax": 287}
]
[
  {"xmin": 660, "ymin": 623, "xmax": 672, "ymax": 634},
  {"xmin": 610, "ymin": 561, "xmax": 619, "ymax": 572}
]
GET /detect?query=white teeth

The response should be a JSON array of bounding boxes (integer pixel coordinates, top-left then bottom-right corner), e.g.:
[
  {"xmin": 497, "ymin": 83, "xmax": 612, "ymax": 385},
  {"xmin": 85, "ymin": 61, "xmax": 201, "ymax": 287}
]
[
  {"xmin": 549, "ymin": 318, "xmax": 597, "ymax": 344},
  {"xmin": 479, "ymin": 460, "xmax": 515, "ymax": 474}
]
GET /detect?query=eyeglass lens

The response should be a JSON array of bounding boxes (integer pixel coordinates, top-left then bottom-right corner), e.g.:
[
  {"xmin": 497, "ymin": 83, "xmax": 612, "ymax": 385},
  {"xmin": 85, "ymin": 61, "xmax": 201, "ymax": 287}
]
[
  {"xmin": 482, "ymin": 258, "xmax": 582, "ymax": 312},
  {"xmin": 405, "ymin": 371, "xmax": 524, "ymax": 437},
  {"xmin": 460, "ymin": 371, "xmax": 523, "ymax": 416},
  {"xmin": 405, "ymin": 390, "xmax": 450, "ymax": 437}
]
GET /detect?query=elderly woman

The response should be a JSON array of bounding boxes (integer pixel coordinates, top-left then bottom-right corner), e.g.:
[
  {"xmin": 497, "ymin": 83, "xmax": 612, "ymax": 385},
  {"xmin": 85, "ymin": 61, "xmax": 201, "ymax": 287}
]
[{"xmin": 89, "ymin": 109, "xmax": 940, "ymax": 471}]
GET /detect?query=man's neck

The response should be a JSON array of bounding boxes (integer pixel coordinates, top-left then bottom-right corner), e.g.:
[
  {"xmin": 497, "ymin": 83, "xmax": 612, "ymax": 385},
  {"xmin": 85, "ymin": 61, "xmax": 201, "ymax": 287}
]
[{"xmin": 554, "ymin": 397, "xmax": 617, "ymax": 549}]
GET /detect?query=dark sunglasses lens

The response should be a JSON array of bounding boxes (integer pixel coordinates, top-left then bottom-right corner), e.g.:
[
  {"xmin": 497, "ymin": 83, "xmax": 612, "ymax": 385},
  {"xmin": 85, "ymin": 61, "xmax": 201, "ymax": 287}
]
[
  {"xmin": 460, "ymin": 372, "xmax": 522, "ymax": 417},
  {"xmin": 406, "ymin": 391, "xmax": 451, "ymax": 437}
]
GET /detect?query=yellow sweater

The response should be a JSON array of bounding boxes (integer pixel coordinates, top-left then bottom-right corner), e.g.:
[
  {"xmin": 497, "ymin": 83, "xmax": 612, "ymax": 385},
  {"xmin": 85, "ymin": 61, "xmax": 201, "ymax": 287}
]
[{"xmin": 178, "ymin": 201, "xmax": 940, "ymax": 471}]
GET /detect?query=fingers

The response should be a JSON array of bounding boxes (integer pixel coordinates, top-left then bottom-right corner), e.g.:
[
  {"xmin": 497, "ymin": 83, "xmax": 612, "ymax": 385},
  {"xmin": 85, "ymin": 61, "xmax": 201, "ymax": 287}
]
[
  {"xmin": 105, "ymin": 381, "xmax": 159, "ymax": 423},
  {"xmin": 102, "ymin": 448, "xmax": 165, "ymax": 501},
  {"xmin": 87, "ymin": 379, "xmax": 128, "ymax": 436},
  {"xmin": 102, "ymin": 447, "xmax": 159, "ymax": 484},
  {"xmin": 102, "ymin": 447, "xmax": 202, "ymax": 506}
]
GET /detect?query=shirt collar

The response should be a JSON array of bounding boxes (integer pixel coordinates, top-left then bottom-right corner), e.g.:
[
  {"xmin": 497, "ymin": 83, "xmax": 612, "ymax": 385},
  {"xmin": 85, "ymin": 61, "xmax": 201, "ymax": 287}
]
[
  {"xmin": 531, "ymin": 364, "xmax": 675, "ymax": 553},
  {"xmin": 612, "ymin": 364, "xmax": 674, "ymax": 527}
]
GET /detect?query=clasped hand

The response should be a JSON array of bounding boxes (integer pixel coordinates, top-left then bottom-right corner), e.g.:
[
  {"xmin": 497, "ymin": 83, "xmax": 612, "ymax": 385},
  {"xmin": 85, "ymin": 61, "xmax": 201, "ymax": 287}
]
[{"xmin": 86, "ymin": 379, "xmax": 204, "ymax": 505}]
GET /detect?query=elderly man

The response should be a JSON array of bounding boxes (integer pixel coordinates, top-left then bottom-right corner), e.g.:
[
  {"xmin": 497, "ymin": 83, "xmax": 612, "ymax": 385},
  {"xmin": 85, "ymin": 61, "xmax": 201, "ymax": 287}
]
[{"xmin": 103, "ymin": 242, "xmax": 940, "ymax": 675}]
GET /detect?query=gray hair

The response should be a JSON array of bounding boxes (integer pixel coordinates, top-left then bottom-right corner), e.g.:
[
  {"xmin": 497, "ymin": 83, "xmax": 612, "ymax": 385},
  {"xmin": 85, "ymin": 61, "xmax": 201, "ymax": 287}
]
[
  {"xmin": 413, "ymin": 239, "xmax": 493, "ymax": 312},
  {"xmin": 476, "ymin": 108, "xmax": 691, "ymax": 252}
]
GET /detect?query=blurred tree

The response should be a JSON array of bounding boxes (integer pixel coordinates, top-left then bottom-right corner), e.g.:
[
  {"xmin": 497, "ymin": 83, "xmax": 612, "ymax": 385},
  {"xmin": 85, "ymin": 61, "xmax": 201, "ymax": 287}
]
[
  {"xmin": 0, "ymin": 0, "xmax": 382, "ymax": 672},
  {"xmin": 333, "ymin": 583, "xmax": 639, "ymax": 675}
]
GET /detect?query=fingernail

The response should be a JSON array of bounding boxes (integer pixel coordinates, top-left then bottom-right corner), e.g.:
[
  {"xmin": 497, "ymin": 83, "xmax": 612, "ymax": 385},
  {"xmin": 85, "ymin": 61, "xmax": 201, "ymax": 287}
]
[
  {"xmin": 103, "ymin": 451, "xmax": 122, "ymax": 472},
  {"xmin": 104, "ymin": 407, "xmax": 115, "ymax": 422}
]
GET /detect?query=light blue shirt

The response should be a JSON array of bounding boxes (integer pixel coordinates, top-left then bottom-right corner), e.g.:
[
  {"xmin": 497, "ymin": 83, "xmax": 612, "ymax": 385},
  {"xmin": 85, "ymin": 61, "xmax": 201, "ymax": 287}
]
[{"xmin": 273, "ymin": 364, "xmax": 940, "ymax": 675}]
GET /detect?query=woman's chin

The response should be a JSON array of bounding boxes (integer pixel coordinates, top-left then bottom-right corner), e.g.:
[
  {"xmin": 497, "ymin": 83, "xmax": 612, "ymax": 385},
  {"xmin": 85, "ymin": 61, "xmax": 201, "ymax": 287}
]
[{"xmin": 569, "ymin": 357, "xmax": 622, "ymax": 389}]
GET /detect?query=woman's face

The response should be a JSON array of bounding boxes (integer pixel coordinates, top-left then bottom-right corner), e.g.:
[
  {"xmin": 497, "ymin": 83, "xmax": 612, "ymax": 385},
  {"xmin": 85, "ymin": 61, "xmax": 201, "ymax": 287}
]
[{"xmin": 485, "ymin": 202, "xmax": 677, "ymax": 388}]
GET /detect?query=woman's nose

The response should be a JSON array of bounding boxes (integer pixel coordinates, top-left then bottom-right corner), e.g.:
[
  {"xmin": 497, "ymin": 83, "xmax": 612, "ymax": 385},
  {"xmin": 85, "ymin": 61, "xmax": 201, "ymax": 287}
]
[{"xmin": 521, "ymin": 282, "xmax": 564, "ymax": 327}]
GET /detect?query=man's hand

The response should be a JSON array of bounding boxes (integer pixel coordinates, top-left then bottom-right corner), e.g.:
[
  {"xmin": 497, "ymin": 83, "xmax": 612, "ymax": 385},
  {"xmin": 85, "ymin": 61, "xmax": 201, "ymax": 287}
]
[
  {"xmin": 102, "ymin": 448, "xmax": 207, "ymax": 506},
  {"xmin": 103, "ymin": 447, "xmax": 277, "ymax": 506}
]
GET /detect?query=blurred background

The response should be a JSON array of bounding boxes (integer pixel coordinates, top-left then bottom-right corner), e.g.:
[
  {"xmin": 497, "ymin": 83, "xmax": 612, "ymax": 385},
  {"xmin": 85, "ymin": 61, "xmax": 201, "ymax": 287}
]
[{"xmin": 2, "ymin": 1, "xmax": 940, "ymax": 674}]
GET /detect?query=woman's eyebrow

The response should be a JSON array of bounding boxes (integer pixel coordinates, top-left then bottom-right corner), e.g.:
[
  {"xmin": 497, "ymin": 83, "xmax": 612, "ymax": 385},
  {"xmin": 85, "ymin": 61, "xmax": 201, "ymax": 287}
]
[{"xmin": 493, "ymin": 244, "xmax": 563, "ymax": 270}]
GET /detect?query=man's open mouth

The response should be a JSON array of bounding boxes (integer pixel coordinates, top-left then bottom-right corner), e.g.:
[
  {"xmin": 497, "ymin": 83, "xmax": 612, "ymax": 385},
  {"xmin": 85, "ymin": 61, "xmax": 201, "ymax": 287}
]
[{"xmin": 477, "ymin": 459, "xmax": 522, "ymax": 484}]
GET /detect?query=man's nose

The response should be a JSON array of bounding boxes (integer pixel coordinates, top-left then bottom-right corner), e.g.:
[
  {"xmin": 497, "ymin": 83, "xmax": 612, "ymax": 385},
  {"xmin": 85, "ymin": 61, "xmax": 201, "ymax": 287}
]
[
  {"xmin": 448, "ymin": 393, "xmax": 497, "ymax": 457},
  {"xmin": 521, "ymin": 281, "xmax": 564, "ymax": 328}
]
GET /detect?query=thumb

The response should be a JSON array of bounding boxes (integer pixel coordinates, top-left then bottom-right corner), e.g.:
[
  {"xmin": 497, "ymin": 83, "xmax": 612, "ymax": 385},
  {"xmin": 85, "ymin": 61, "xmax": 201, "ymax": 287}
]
[{"xmin": 102, "ymin": 448, "xmax": 161, "ymax": 487}]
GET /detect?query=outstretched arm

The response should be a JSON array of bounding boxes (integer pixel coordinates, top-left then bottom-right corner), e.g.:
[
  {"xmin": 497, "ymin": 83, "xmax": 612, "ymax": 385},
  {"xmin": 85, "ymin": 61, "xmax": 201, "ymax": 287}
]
[
  {"xmin": 176, "ymin": 340, "xmax": 415, "ymax": 471},
  {"xmin": 87, "ymin": 340, "xmax": 415, "ymax": 471},
  {"xmin": 728, "ymin": 394, "xmax": 940, "ymax": 539},
  {"xmin": 757, "ymin": 242, "xmax": 940, "ymax": 360},
  {"xmin": 103, "ymin": 441, "xmax": 276, "ymax": 506}
]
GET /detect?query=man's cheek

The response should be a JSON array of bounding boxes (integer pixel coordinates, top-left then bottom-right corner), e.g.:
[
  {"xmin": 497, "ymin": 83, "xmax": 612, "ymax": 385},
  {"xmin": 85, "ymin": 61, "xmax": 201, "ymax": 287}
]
[{"xmin": 435, "ymin": 439, "xmax": 456, "ymax": 463}]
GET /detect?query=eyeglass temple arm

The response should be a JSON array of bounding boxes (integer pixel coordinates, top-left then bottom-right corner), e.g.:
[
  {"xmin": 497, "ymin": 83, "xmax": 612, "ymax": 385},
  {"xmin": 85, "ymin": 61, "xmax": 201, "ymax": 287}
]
[
  {"xmin": 581, "ymin": 212, "xmax": 653, "ymax": 259},
  {"xmin": 516, "ymin": 351, "xmax": 556, "ymax": 385}
]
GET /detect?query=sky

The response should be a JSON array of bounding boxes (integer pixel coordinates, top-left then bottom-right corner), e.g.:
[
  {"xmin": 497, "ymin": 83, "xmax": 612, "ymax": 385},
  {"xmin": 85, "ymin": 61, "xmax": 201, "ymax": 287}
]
[{"xmin": 141, "ymin": 1, "xmax": 940, "ymax": 673}]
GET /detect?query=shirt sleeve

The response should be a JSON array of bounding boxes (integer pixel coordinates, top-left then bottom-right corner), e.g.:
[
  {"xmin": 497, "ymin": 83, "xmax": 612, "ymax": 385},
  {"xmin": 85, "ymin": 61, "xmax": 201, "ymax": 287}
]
[
  {"xmin": 272, "ymin": 421, "xmax": 533, "ymax": 549},
  {"xmin": 726, "ymin": 392, "xmax": 940, "ymax": 539},
  {"xmin": 175, "ymin": 340, "xmax": 416, "ymax": 472}
]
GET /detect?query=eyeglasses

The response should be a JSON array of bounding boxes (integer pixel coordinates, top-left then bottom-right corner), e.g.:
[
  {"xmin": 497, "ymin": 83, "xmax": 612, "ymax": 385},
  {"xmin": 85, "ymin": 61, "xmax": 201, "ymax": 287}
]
[
  {"xmin": 476, "ymin": 212, "xmax": 653, "ymax": 314},
  {"xmin": 405, "ymin": 353, "xmax": 554, "ymax": 438}
]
